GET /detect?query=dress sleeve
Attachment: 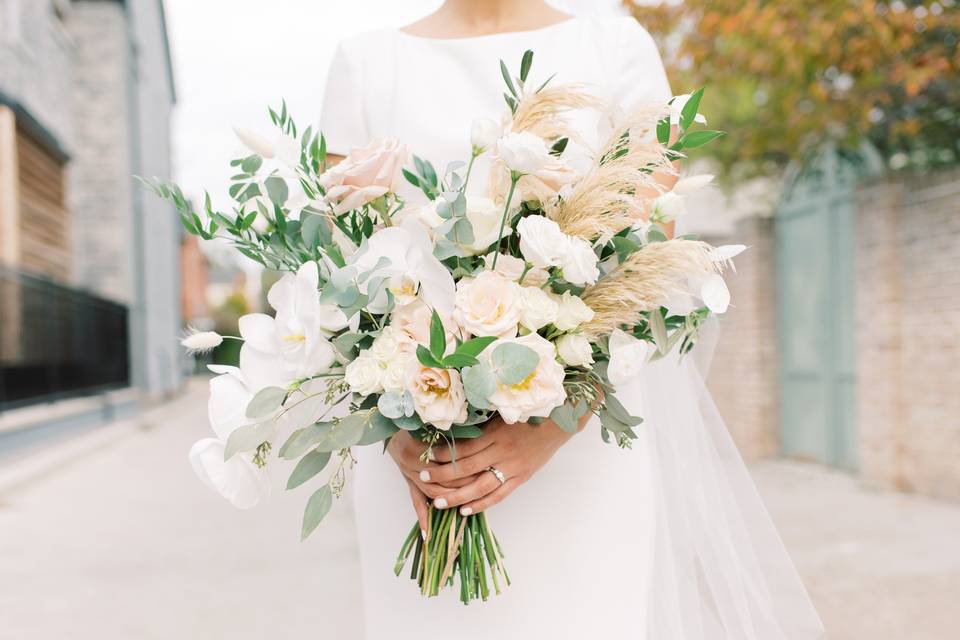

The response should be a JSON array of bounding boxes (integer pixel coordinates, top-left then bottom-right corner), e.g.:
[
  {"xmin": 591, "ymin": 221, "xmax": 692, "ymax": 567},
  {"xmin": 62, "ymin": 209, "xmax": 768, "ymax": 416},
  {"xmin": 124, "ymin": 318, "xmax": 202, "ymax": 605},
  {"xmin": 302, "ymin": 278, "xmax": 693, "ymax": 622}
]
[
  {"xmin": 610, "ymin": 17, "xmax": 673, "ymax": 108},
  {"xmin": 320, "ymin": 42, "xmax": 368, "ymax": 156}
]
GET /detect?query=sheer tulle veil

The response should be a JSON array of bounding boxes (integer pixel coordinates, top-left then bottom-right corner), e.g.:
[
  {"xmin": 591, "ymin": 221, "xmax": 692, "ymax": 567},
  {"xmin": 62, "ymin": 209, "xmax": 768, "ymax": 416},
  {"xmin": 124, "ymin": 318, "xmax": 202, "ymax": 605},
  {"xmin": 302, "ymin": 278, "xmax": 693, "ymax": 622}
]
[{"xmin": 547, "ymin": 3, "xmax": 825, "ymax": 637}]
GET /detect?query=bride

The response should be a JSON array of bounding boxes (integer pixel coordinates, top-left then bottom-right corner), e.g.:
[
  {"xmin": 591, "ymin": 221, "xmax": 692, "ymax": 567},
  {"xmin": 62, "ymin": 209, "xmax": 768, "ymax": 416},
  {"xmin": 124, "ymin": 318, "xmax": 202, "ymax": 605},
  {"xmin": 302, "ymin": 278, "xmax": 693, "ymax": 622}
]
[{"xmin": 320, "ymin": 1, "xmax": 824, "ymax": 638}]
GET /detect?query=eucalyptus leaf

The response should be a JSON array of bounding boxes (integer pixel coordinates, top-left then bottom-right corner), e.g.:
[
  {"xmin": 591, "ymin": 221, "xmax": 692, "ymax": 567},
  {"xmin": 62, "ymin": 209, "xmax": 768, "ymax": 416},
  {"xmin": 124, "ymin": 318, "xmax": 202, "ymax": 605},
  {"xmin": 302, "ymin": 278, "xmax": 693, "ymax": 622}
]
[
  {"xmin": 446, "ymin": 217, "xmax": 474, "ymax": 246},
  {"xmin": 357, "ymin": 411, "xmax": 400, "ymax": 445},
  {"xmin": 490, "ymin": 342, "xmax": 539, "ymax": 385},
  {"xmin": 265, "ymin": 176, "xmax": 289, "ymax": 204},
  {"xmin": 462, "ymin": 363, "xmax": 496, "ymax": 409},
  {"xmin": 392, "ymin": 414, "xmax": 425, "ymax": 431},
  {"xmin": 604, "ymin": 394, "xmax": 643, "ymax": 427},
  {"xmin": 377, "ymin": 391, "xmax": 415, "ymax": 420},
  {"xmin": 245, "ymin": 386, "xmax": 287, "ymax": 419},
  {"xmin": 311, "ymin": 413, "xmax": 368, "ymax": 452},
  {"xmin": 279, "ymin": 422, "xmax": 332, "ymax": 459},
  {"xmin": 286, "ymin": 450, "xmax": 331, "ymax": 490},
  {"xmin": 224, "ymin": 421, "xmax": 274, "ymax": 461},
  {"xmin": 301, "ymin": 484, "xmax": 333, "ymax": 540},
  {"xmin": 549, "ymin": 402, "xmax": 579, "ymax": 434}
]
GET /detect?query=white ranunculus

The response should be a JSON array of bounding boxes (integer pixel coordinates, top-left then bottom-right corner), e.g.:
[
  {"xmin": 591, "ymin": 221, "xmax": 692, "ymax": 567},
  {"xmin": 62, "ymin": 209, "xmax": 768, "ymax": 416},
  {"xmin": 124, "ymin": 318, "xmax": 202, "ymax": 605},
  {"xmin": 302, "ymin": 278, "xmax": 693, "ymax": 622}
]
[
  {"xmin": 556, "ymin": 333, "xmax": 594, "ymax": 367},
  {"xmin": 485, "ymin": 333, "xmax": 567, "ymax": 424},
  {"xmin": 673, "ymin": 174, "xmax": 715, "ymax": 196},
  {"xmin": 482, "ymin": 253, "xmax": 549, "ymax": 287},
  {"xmin": 496, "ymin": 131, "xmax": 552, "ymax": 175},
  {"xmin": 370, "ymin": 326, "xmax": 411, "ymax": 364},
  {"xmin": 471, "ymin": 117, "xmax": 500, "ymax": 152},
  {"xmin": 517, "ymin": 215, "xmax": 568, "ymax": 269},
  {"xmin": 188, "ymin": 365, "xmax": 272, "ymax": 509},
  {"xmin": 345, "ymin": 351, "xmax": 384, "ymax": 396},
  {"xmin": 463, "ymin": 196, "xmax": 509, "ymax": 255},
  {"xmin": 454, "ymin": 270, "xmax": 521, "ymax": 338},
  {"xmin": 381, "ymin": 350, "xmax": 415, "ymax": 393},
  {"xmin": 406, "ymin": 360, "xmax": 467, "ymax": 430},
  {"xmin": 560, "ymin": 237, "xmax": 600, "ymax": 286},
  {"xmin": 517, "ymin": 286, "xmax": 559, "ymax": 332},
  {"xmin": 652, "ymin": 191, "xmax": 687, "ymax": 222},
  {"xmin": 347, "ymin": 220, "xmax": 456, "ymax": 316},
  {"xmin": 552, "ymin": 291, "xmax": 595, "ymax": 331},
  {"xmin": 670, "ymin": 94, "xmax": 707, "ymax": 126},
  {"xmin": 607, "ymin": 329, "xmax": 654, "ymax": 389}
]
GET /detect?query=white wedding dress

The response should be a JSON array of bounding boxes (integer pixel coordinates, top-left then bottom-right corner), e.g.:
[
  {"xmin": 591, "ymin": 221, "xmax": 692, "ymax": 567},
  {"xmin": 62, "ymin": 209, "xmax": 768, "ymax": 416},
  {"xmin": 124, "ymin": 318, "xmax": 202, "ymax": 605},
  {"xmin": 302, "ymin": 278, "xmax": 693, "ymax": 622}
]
[{"xmin": 321, "ymin": 15, "xmax": 824, "ymax": 640}]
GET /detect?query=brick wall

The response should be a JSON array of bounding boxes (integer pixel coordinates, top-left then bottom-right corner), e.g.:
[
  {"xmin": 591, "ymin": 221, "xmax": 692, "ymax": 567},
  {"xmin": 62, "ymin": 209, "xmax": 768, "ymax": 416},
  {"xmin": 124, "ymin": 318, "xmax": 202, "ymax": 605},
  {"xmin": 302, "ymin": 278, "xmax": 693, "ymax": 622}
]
[
  {"xmin": 705, "ymin": 217, "xmax": 780, "ymax": 460},
  {"xmin": 856, "ymin": 169, "xmax": 960, "ymax": 499}
]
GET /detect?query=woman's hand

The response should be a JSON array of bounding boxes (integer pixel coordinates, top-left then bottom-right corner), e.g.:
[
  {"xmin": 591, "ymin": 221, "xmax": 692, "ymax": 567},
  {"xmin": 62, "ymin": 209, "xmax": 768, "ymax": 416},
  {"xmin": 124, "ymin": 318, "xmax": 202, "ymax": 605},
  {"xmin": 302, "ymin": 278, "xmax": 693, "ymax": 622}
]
[
  {"xmin": 419, "ymin": 415, "xmax": 583, "ymax": 516},
  {"xmin": 388, "ymin": 431, "xmax": 480, "ymax": 532}
]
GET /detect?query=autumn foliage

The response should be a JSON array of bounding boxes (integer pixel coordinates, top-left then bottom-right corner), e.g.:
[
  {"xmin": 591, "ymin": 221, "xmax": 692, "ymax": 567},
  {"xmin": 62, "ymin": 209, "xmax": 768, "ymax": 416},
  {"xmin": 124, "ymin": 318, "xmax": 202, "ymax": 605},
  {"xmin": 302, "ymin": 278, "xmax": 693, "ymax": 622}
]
[{"xmin": 625, "ymin": 0, "xmax": 960, "ymax": 173}]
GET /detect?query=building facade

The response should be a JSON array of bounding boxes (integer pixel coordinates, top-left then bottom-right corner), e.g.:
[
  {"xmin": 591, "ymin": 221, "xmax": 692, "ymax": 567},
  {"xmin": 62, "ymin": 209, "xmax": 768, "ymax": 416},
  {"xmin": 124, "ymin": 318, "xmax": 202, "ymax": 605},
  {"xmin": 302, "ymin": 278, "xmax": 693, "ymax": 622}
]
[
  {"xmin": 705, "ymin": 164, "xmax": 960, "ymax": 501},
  {"xmin": 0, "ymin": 0, "xmax": 181, "ymax": 417}
]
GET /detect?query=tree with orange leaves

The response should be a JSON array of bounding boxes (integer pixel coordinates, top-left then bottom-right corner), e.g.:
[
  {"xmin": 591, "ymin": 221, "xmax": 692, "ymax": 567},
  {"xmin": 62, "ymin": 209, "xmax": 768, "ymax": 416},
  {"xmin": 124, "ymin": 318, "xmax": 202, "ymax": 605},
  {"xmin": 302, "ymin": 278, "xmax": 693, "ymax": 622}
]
[{"xmin": 626, "ymin": 0, "xmax": 960, "ymax": 174}]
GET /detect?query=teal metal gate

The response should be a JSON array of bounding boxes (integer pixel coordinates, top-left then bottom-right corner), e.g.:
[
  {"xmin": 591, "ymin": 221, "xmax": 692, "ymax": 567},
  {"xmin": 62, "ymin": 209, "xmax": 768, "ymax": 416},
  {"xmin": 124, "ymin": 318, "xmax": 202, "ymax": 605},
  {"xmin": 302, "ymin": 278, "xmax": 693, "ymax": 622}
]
[{"xmin": 775, "ymin": 146, "xmax": 881, "ymax": 470}]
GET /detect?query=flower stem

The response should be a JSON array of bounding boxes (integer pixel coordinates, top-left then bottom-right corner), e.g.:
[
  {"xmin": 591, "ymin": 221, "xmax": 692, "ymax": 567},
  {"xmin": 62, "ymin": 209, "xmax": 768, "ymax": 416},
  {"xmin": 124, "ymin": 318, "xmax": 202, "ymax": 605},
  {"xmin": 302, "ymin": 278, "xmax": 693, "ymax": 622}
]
[{"xmin": 490, "ymin": 173, "xmax": 521, "ymax": 270}]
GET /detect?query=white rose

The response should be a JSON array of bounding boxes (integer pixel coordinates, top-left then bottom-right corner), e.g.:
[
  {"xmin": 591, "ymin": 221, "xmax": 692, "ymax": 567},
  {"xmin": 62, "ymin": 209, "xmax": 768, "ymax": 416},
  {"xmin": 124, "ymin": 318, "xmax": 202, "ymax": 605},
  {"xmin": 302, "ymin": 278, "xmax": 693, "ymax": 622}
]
[
  {"xmin": 607, "ymin": 329, "xmax": 654, "ymax": 389},
  {"xmin": 517, "ymin": 286, "xmax": 559, "ymax": 332},
  {"xmin": 485, "ymin": 333, "xmax": 567, "ymax": 424},
  {"xmin": 406, "ymin": 360, "xmax": 468, "ymax": 430},
  {"xmin": 344, "ymin": 351, "xmax": 383, "ymax": 396},
  {"xmin": 370, "ymin": 326, "xmax": 411, "ymax": 364},
  {"xmin": 482, "ymin": 253, "xmax": 549, "ymax": 287},
  {"xmin": 553, "ymin": 291, "xmax": 595, "ymax": 331},
  {"xmin": 471, "ymin": 117, "xmax": 500, "ymax": 152},
  {"xmin": 517, "ymin": 215, "xmax": 568, "ymax": 269},
  {"xmin": 453, "ymin": 271, "xmax": 521, "ymax": 338},
  {"xmin": 559, "ymin": 237, "xmax": 599, "ymax": 286},
  {"xmin": 463, "ymin": 196, "xmax": 509, "ymax": 255},
  {"xmin": 496, "ymin": 131, "xmax": 552, "ymax": 175},
  {"xmin": 652, "ymin": 191, "xmax": 687, "ymax": 222},
  {"xmin": 556, "ymin": 334, "xmax": 594, "ymax": 367},
  {"xmin": 381, "ymin": 350, "xmax": 415, "ymax": 393}
]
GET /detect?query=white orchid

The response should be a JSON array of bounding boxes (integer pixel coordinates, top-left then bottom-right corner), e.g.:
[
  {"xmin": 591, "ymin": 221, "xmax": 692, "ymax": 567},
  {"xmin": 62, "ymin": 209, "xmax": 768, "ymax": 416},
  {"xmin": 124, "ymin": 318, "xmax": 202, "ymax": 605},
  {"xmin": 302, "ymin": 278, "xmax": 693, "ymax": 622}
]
[
  {"xmin": 187, "ymin": 365, "xmax": 271, "ymax": 509},
  {"xmin": 347, "ymin": 220, "xmax": 456, "ymax": 316},
  {"xmin": 238, "ymin": 261, "xmax": 341, "ymax": 388}
]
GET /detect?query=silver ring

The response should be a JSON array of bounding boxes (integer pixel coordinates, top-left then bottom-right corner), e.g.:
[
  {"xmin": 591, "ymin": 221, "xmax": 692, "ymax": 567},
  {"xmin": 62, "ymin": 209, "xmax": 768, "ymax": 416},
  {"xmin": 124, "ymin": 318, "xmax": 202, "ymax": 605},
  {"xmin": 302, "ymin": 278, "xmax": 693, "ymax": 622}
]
[{"xmin": 486, "ymin": 466, "xmax": 506, "ymax": 485}]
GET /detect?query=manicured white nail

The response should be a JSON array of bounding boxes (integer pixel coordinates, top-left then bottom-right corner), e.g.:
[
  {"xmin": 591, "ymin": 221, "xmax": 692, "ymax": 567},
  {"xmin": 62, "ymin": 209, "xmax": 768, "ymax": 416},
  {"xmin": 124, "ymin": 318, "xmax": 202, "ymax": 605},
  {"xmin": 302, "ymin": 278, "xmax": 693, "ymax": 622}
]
[
  {"xmin": 419, "ymin": 470, "xmax": 431, "ymax": 482},
  {"xmin": 435, "ymin": 498, "xmax": 448, "ymax": 509},
  {"xmin": 460, "ymin": 507, "xmax": 473, "ymax": 516}
]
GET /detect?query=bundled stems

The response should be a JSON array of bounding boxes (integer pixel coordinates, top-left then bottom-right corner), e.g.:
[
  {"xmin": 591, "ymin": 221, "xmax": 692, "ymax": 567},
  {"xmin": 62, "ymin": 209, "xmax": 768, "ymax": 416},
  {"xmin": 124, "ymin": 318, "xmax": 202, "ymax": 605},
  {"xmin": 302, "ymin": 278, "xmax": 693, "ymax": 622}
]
[{"xmin": 393, "ymin": 504, "xmax": 509, "ymax": 604}]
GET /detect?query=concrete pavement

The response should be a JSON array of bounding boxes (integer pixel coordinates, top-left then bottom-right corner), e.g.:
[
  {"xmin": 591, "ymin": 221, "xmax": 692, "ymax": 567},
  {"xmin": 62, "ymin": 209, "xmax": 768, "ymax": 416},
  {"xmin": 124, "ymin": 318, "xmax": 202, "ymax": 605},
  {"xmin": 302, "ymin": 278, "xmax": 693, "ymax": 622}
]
[{"xmin": 0, "ymin": 380, "xmax": 957, "ymax": 639}]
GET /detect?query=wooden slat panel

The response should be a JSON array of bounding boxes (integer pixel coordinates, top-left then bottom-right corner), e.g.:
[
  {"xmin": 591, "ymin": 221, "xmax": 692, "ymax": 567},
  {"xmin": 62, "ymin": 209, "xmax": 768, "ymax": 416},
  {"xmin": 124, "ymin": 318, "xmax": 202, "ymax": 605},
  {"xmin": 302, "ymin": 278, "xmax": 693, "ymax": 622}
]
[{"xmin": 15, "ymin": 124, "xmax": 70, "ymax": 280}]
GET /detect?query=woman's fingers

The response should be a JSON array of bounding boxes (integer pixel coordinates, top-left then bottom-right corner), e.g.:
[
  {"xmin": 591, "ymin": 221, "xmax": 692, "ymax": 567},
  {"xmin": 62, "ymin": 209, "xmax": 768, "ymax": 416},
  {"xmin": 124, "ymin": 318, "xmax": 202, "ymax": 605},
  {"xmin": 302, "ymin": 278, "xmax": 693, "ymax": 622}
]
[
  {"xmin": 420, "ymin": 445, "xmax": 500, "ymax": 485},
  {"xmin": 457, "ymin": 478, "xmax": 519, "ymax": 515},
  {"xmin": 432, "ymin": 470, "xmax": 502, "ymax": 510},
  {"xmin": 404, "ymin": 478, "xmax": 430, "ymax": 534},
  {"xmin": 431, "ymin": 434, "xmax": 495, "ymax": 463}
]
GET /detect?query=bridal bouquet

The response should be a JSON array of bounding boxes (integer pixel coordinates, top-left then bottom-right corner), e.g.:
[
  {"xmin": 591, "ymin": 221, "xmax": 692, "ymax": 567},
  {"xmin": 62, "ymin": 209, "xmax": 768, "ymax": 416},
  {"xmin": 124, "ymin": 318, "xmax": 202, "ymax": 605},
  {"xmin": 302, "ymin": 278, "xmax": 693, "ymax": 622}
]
[{"xmin": 143, "ymin": 50, "xmax": 739, "ymax": 604}]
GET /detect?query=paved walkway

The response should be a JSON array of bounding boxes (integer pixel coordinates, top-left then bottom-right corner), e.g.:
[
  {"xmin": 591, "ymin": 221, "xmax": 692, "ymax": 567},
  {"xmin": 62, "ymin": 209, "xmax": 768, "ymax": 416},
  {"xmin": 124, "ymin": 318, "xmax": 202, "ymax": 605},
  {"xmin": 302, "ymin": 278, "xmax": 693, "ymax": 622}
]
[{"xmin": 0, "ymin": 381, "xmax": 957, "ymax": 639}]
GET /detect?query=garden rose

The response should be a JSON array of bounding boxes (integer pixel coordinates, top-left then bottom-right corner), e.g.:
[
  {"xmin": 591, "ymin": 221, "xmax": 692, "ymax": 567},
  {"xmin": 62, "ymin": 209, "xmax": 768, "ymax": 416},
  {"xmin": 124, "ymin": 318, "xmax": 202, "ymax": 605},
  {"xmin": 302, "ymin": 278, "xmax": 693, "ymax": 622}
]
[
  {"xmin": 552, "ymin": 291, "xmax": 595, "ymax": 331},
  {"xmin": 381, "ymin": 350, "xmax": 415, "ymax": 393},
  {"xmin": 485, "ymin": 333, "xmax": 567, "ymax": 424},
  {"xmin": 607, "ymin": 329, "xmax": 654, "ymax": 388},
  {"xmin": 496, "ymin": 131, "xmax": 552, "ymax": 174},
  {"xmin": 370, "ymin": 326, "xmax": 412, "ymax": 364},
  {"xmin": 517, "ymin": 286, "xmax": 558, "ymax": 332},
  {"xmin": 453, "ymin": 271, "xmax": 521, "ymax": 338},
  {"xmin": 319, "ymin": 137, "xmax": 407, "ymax": 214},
  {"xmin": 344, "ymin": 351, "xmax": 383, "ymax": 396},
  {"xmin": 559, "ymin": 237, "xmax": 600, "ymax": 286},
  {"xmin": 406, "ymin": 361, "xmax": 468, "ymax": 430},
  {"xmin": 556, "ymin": 333, "xmax": 594, "ymax": 367}
]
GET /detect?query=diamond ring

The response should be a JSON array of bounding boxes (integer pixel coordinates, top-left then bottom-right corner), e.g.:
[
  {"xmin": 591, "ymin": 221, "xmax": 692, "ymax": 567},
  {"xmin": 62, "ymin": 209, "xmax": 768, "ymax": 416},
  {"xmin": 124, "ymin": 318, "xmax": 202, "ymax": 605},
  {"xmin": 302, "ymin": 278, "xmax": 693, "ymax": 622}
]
[{"xmin": 486, "ymin": 466, "xmax": 506, "ymax": 485}]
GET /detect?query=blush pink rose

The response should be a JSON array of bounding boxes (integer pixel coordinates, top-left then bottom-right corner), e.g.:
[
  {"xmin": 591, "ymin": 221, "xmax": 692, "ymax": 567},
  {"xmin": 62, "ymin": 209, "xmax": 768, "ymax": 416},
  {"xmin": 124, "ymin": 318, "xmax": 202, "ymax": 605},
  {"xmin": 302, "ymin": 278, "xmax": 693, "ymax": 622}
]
[
  {"xmin": 319, "ymin": 137, "xmax": 407, "ymax": 214},
  {"xmin": 405, "ymin": 361, "xmax": 468, "ymax": 430}
]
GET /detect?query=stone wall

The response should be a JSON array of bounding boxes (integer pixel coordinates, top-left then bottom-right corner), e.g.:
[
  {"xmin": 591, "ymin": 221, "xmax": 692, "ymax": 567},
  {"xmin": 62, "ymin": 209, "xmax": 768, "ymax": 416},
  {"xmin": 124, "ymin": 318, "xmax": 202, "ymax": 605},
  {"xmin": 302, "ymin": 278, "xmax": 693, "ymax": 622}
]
[
  {"xmin": 705, "ymin": 217, "xmax": 780, "ymax": 460},
  {"xmin": 856, "ymin": 168, "xmax": 960, "ymax": 499}
]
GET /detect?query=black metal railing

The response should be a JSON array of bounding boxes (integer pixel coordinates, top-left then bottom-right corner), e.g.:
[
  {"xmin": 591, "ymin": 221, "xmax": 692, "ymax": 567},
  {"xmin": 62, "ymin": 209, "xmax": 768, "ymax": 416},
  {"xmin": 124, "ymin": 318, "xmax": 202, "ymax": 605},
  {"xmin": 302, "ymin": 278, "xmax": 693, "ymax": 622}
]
[{"xmin": 0, "ymin": 267, "xmax": 130, "ymax": 411}]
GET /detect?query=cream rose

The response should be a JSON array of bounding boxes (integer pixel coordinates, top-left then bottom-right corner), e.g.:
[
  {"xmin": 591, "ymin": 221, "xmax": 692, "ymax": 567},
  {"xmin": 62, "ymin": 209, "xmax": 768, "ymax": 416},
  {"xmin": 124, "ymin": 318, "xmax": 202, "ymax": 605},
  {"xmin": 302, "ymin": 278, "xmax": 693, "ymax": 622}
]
[
  {"xmin": 556, "ymin": 333, "xmax": 594, "ymax": 367},
  {"xmin": 482, "ymin": 253, "xmax": 549, "ymax": 287},
  {"xmin": 381, "ymin": 350, "xmax": 415, "ymax": 393},
  {"xmin": 560, "ymin": 237, "xmax": 600, "ymax": 286},
  {"xmin": 344, "ymin": 351, "xmax": 383, "ymax": 396},
  {"xmin": 485, "ymin": 333, "xmax": 567, "ymax": 424},
  {"xmin": 453, "ymin": 271, "xmax": 521, "ymax": 338},
  {"xmin": 319, "ymin": 137, "xmax": 407, "ymax": 214},
  {"xmin": 553, "ymin": 291, "xmax": 595, "ymax": 331},
  {"xmin": 391, "ymin": 299, "xmax": 460, "ymax": 349},
  {"xmin": 517, "ymin": 286, "xmax": 559, "ymax": 332},
  {"xmin": 406, "ymin": 361, "xmax": 468, "ymax": 430},
  {"xmin": 370, "ymin": 326, "xmax": 412, "ymax": 364}
]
